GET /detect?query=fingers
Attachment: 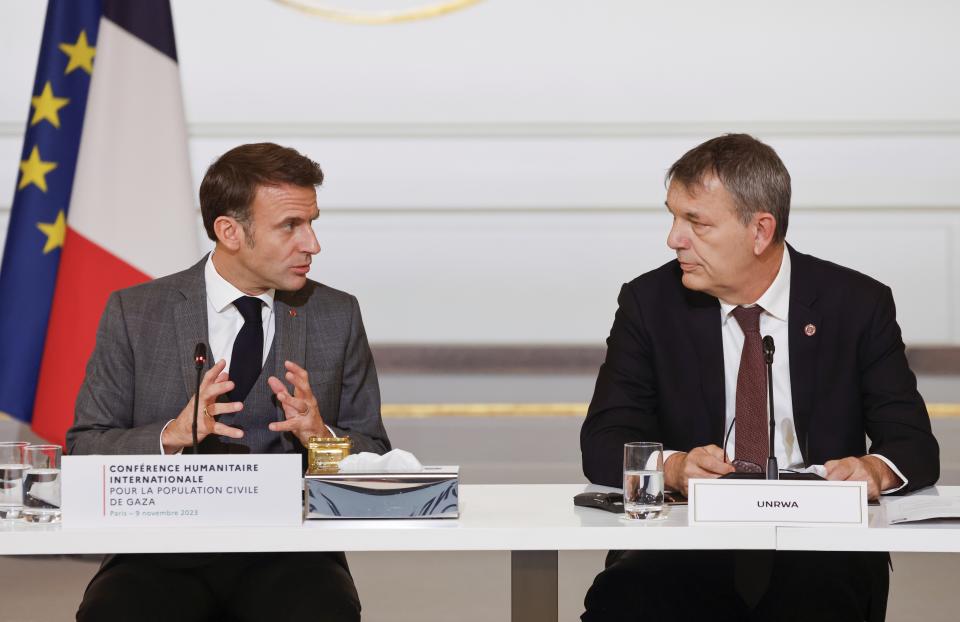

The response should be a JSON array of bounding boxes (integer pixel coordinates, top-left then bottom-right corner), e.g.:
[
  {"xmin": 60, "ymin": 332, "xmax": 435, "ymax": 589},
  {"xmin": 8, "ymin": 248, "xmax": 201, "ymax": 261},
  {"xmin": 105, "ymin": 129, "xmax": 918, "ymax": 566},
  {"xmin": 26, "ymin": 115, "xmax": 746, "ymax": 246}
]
[
  {"xmin": 824, "ymin": 458, "xmax": 856, "ymax": 481},
  {"xmin": 267, "ymin": 375, "xmax": 288, "ymax": 398},
  {"xmin": 701, "ymin": 444, "xmax": 728, "ymax": 461},
  {"xmin": 687, "ymin": 446, "xmax": 735, "ymax": 477},
  {"xmin": 200, "ymin": 362, "xmax": 234, "ymax": 403},
  {"xmin": 268, "ymin": 419, "xmax": 299, "ymax": 432},
  {"xmin": 279, "ymin": 361, "xmax": 315, "ymax": 401},
  {"xmin": 201, "ymin": 359, "xmax": 227, "ymax": 387},
  {"xmin": 212, "ymin": 421, "xmax": 244, "ymax": 439},
  {"xmin": 284, "ymin": 360, "xmax": 309, "ymax": 385},
  {"xmin": 202, "ymin": 401, "xmax": 243, "ymax": 418},
  {"xmin": 825, "ymin": 458, "xmax": 880, "ymax": 500}
]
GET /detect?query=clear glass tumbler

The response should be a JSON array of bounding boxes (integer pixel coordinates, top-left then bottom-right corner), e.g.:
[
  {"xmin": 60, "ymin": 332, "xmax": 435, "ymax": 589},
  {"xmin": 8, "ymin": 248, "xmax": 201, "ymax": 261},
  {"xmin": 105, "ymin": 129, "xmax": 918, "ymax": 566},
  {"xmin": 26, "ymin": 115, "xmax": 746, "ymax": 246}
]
[
  {"xmin": 22, "ymin": 444, "xmax": 61, "ymax": 523},
  {"xmin": 0, "ymin": 442, "xmax": 30, "ymax": 519},
  {"xmin": 623, "ymin": 442, "xmax": 665, "ymax": 520}
]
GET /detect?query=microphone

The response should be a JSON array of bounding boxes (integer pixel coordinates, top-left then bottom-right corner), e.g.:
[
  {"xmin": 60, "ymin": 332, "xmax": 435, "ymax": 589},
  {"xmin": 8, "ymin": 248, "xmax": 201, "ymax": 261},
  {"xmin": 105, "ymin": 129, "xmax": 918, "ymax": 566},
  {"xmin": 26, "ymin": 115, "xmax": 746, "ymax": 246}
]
[
  {"xmin": 192, "ymin": 343, "xmax": 207, "ymax": 454},
  {"xmin": 762, "ymin": 336, "xmax": 777, "ymax": 480}
]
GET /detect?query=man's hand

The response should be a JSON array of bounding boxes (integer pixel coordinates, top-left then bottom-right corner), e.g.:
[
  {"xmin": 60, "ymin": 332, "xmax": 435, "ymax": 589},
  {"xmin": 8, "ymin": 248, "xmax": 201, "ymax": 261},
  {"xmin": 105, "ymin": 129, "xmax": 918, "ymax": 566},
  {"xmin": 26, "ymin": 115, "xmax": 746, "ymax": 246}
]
[
  {"xmin": 267, "ymin": 360, "xmax": 330, "ymax": 447},
  {"xmin": 664, "ymin": 444, "xmax": 736, "ymax": 497},
  {"xmin": 161, "ymin": 359, "xmax": 244, "ymax": 454},
  {"xmin": 825, "ymin": 455, "xmax": 901, "ymax": 501}
]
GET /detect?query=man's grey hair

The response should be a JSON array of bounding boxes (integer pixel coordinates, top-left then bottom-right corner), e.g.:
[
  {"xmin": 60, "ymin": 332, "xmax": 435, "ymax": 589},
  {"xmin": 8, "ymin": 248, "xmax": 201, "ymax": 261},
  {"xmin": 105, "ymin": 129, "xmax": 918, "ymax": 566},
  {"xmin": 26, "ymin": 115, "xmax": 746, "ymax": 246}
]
[{"xmin": 666, "ymin": 133, "xmax": 791, "ymax": 243}]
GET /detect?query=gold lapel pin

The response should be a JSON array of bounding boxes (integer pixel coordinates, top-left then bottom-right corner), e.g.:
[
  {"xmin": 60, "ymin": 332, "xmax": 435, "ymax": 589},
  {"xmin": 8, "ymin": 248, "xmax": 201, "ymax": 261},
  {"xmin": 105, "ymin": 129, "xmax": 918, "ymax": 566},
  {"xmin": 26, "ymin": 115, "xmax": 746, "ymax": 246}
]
[{"xmin": 804, "ymin": 323, "xmax": 816, "ymax": 336}]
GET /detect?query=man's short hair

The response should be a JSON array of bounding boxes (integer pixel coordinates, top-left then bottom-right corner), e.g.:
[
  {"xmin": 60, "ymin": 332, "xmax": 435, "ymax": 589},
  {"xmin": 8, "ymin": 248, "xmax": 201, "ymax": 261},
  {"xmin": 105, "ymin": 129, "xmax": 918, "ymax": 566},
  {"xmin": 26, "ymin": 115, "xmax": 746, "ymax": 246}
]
[
  {"xmin": 666, "ymin": 134, "xmax": 791, "ymax": 243},
  {"xmin": 199, "ymin": 142, "xmax": 324, "ymax": 242}
]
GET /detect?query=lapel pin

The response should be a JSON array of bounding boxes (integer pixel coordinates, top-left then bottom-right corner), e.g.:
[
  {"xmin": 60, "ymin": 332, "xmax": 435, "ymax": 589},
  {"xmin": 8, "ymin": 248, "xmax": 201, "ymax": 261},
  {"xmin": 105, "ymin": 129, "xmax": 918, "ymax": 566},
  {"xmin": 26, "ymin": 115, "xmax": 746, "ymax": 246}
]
[
  {"xmin": 804, "ymin": 323, "xmax": 816, "ymax": 336},
  {"xmin": 289, "ymin": 309, "xmax": 297, "ymax": 318}
]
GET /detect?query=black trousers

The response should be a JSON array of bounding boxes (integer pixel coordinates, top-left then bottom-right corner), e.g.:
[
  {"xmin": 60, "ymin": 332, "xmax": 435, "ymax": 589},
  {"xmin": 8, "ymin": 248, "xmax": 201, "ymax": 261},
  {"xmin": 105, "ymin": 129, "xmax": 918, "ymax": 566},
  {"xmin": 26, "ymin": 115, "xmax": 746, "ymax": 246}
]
[
  {"xmin": 581, "ymin": 550, "xmax": 890, "ymax": 622},
  {"xmin": 76, "ymin": 552, "xmax": 360, "ymax": 622}
]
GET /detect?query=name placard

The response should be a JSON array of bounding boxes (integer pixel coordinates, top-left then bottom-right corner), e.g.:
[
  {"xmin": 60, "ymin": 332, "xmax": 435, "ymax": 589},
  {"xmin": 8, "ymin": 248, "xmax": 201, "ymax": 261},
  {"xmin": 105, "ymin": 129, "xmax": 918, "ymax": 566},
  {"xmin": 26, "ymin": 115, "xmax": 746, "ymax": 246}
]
[
  {"xmin": 61, "ymin": 454, "xmax": 302, "ymax": 527},
  {"xmin": 688, "ymin": 479, "xmax": 868, "ymax": 527}
]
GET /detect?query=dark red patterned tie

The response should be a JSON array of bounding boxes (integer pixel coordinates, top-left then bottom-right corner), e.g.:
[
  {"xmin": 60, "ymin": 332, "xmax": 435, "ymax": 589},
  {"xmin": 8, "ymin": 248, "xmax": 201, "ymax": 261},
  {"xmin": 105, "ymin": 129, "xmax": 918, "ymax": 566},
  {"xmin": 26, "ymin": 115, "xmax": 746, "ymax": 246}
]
[{"xmin": 731, "ymin": 306, "xmax": 768, "ymax": 469}]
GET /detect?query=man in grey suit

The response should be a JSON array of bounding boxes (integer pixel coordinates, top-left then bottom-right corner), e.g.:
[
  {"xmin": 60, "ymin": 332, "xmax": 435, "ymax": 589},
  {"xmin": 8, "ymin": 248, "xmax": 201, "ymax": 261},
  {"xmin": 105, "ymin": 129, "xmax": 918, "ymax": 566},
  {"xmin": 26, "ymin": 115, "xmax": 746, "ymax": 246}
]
[{"xmin": 68, "ymin": 143, "xmax": 389, "ymax": 622}]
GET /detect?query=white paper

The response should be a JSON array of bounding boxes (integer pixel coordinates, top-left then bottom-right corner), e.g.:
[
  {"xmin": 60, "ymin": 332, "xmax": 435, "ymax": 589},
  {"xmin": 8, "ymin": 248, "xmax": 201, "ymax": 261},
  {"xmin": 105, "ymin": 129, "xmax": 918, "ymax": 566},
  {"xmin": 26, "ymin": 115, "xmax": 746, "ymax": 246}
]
[{"xmin": 884, "ymin": 494, "xmax": 960, "ymax": 524}]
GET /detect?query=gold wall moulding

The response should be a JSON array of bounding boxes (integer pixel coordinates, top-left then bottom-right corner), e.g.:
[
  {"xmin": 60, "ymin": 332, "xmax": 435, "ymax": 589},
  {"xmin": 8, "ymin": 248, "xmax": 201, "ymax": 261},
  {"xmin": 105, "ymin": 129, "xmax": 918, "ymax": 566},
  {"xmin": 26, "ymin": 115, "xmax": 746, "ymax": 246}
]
[
  {"xmin": 381, "ymin": 402, "xmax": 960, "ymax": 419},
  {"xmin": 273, "ymin": 0, "xmax": 483, "ymax": 25}
]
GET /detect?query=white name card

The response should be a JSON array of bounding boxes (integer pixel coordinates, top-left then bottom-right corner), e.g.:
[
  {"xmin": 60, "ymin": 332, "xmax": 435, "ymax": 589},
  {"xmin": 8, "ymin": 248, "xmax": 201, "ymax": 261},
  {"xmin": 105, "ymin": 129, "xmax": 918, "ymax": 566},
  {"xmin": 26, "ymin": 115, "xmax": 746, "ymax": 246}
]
[
  {"xmin": 61, "ymin": 454, "xmax": 302, "ymax": 528},
  {"xmin": 688, "ymin": 479, "xmax": 868, "ymax": 527}
]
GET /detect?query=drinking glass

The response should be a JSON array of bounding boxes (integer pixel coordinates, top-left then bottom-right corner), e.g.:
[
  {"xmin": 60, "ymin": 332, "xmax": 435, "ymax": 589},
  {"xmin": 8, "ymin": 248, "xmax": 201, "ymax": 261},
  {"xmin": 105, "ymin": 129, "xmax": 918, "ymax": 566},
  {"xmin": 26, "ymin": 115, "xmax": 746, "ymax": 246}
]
[
  {"xmin": 22, "ymin": 445, "xmax": 61, "ymax": 523},
  {"xmin": 623, "ymin": 442, "xmax": 664, "ymax": 520},
  {"xmin": 0, "ymin": 442, "xmax": 30, "ymax": 519}
]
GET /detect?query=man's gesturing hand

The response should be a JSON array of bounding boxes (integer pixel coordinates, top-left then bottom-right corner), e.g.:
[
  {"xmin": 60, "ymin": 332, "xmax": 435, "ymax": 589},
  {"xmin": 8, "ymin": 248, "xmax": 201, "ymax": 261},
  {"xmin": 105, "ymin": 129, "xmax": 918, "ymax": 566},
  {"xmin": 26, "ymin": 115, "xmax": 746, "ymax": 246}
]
[
  {"xmin": 825, "ymin": 456, "xmax": 900, "ymax": 501},
  {"xmin": 664, "ymin": 444, "xmax": 736, "ymax": 497},
  {"xmin": 267, "ymin": 360, "xmax": 330, "ymax": 447},
  {"xmin": 161, "ymin": 359, "xmax": 244, "ymax": 454}
]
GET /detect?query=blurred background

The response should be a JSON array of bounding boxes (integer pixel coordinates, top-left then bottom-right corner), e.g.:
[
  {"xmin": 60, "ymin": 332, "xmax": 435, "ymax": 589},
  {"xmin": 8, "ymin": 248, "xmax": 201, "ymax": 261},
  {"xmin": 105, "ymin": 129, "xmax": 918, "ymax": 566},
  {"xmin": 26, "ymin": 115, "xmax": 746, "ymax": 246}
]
[{"xmin": 2, "ymin": 1, "xmax": 960, "ymax": 620}]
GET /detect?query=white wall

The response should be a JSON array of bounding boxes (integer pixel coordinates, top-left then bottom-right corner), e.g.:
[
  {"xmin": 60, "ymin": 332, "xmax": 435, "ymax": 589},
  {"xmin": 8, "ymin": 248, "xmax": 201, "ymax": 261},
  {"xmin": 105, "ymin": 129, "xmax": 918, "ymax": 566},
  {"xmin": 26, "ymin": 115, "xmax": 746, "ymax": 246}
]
[{"xmin": 2, "ymin": 0, "xmax": 959, "ymax": 344}]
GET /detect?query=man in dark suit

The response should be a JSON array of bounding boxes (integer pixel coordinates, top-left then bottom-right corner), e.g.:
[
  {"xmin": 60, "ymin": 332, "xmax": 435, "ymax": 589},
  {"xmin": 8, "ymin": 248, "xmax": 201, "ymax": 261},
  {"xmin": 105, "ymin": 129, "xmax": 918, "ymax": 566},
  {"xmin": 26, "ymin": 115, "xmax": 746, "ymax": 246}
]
[
  {"xmin": 580, "ymin": 134, "xmax": 938, "ymax": 621},
  {"xmin": 68, "ymin": 143, "xmax": 389, "ymax": 621}
]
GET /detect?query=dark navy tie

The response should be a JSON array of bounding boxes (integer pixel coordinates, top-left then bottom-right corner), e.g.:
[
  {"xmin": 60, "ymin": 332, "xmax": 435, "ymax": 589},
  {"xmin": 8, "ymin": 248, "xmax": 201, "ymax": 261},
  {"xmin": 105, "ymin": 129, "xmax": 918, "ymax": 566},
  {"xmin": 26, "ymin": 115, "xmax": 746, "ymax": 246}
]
[{"xmin": 228, "ymin": 296, "xmax": 264, "ymax": 403}]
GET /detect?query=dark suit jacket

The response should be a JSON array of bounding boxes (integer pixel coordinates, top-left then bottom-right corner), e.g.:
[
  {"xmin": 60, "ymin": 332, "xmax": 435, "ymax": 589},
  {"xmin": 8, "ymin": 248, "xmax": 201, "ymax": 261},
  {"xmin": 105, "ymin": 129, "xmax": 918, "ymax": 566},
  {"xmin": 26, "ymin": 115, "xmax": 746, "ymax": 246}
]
[
  {"xmin": 581, "ymin": 246, "xmax": 939, "ymax": 491},
  {"xmin": 67, "ymin": 256, "xmax": 391, "ymax": 456}
]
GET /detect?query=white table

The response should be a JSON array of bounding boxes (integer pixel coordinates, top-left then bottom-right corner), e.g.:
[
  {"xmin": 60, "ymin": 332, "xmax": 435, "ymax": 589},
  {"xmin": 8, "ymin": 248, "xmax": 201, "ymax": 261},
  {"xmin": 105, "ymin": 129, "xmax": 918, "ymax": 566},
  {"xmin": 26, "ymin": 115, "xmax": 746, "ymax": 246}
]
[
  {"xmin": 778, "ymin": 486, "xmax": 960, "ymax": 553},
  {"xmin": 0, "ymin": 484, "xmax": 770, "ymax": 621},
  {"xmin": 2, "ymin": 484, "xmax": 959, "ymax": 622}
]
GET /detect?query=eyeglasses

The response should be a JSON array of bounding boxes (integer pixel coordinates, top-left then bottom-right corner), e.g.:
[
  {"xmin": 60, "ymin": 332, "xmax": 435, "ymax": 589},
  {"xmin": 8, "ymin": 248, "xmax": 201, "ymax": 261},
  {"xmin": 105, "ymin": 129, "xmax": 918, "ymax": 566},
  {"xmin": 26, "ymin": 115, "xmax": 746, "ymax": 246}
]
[{"xmin": 723, "ymin": 417, "xmax": 764, "ymax": 473}]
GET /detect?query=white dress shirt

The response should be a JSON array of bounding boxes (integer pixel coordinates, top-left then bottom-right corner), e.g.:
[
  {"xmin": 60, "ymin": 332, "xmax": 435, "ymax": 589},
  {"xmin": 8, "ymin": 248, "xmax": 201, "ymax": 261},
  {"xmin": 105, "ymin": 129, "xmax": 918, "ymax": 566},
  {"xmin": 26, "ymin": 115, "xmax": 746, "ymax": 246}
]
[
  {"xmin": 204, "ymin": 252, "xmax": 275, "ymax": 370},
  {"xmin": 666, "ymin": 247, "xmax": 907, "ymax": 492},
  {"xmin": 159, "ymin": 253, "xmax": 275, "ymax": 453}
]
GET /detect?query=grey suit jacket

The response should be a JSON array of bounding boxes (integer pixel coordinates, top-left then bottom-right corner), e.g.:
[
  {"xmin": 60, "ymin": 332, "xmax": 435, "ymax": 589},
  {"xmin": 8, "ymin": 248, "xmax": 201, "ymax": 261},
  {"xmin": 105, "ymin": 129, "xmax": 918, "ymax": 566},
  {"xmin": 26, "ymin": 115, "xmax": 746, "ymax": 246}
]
[{"xmin": 66, "ymin": 256, "xmax": 391, "ymax": 456}]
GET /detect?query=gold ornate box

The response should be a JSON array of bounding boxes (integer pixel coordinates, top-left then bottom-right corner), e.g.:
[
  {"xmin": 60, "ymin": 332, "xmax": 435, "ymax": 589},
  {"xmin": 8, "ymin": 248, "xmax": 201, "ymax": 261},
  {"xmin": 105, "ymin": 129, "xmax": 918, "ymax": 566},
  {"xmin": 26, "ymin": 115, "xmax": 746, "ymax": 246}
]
[{"xmin": 306, "ymin": 436, "xmax": 352, "ymax": 475}]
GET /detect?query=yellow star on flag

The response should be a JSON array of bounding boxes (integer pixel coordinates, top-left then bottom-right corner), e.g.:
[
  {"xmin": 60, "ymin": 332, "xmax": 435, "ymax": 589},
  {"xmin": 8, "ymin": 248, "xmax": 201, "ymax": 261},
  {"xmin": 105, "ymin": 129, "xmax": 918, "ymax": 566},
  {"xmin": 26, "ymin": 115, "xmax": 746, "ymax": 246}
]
[
  {"xmin": 59, "ymin": 30, "xmax": 96, "ymax": 75},
  {"xmin": 30, "ymin": 82, "xmax": 70, "ymax": 128},
  {"xmin": 18, "ymin": 146, "xmax": 58, "ymax": 193},
  {"xmin": 36, "ymin": 210, "xmax": 67, "ymax": 254}
]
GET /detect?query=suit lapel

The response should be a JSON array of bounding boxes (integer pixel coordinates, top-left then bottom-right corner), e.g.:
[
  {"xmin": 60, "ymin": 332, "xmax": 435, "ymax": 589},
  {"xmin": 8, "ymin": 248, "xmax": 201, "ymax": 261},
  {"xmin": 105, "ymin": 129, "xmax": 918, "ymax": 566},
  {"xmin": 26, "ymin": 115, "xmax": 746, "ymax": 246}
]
[
  {"xmin": 273, "ymin": 291, "xmax": 308, "ymax": 452},
  {"xmin": 682, "ymin": 288, "xmax": 726, "ymax": 445},
  {"xmin": 273, "ymin": 292, "xmax": 307, "ymax": 379},
  {"xmin": 787, "ymin": 247, "xmax": 821, "ymax": 466},
  {"xmin": 174, "ymin": 257, "xmax": 212, "ymax": 397}
]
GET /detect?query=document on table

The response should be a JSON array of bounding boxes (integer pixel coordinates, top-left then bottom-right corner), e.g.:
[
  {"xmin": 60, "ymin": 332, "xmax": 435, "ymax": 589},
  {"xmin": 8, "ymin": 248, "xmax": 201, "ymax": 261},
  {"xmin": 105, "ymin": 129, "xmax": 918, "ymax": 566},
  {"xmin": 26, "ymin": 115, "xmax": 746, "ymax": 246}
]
[{"xmin": 883, "ymin": 492, "xmax": 960, "ymax": 524}]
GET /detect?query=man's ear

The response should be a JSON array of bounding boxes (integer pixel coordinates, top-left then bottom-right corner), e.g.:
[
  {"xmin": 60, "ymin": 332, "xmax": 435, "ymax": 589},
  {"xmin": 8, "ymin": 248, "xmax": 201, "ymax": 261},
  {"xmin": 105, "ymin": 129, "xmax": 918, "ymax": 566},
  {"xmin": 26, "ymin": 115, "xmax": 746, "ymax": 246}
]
[
  {"xmin": 213, "ymin": 216, "xmax": 243, "ymax": 251},
  {"xmin": 752, "ymin": 212, "xmax": 778, "ymax": 256}
]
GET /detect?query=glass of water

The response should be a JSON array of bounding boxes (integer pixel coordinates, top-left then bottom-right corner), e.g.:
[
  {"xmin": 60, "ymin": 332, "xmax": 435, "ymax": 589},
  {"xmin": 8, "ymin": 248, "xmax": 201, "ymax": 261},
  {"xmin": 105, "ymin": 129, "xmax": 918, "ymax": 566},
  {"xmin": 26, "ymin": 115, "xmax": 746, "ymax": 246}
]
[
  {"xmin": 0, "ymin": 442, "xmax": 30, "ymax": 520},
  {"xmin": 22, "ymin": 444, "xmax": 61, "ymax": 523},
  {"xmin": 623, "ymin": 442, "xmax": 664, "ymax": 520}
]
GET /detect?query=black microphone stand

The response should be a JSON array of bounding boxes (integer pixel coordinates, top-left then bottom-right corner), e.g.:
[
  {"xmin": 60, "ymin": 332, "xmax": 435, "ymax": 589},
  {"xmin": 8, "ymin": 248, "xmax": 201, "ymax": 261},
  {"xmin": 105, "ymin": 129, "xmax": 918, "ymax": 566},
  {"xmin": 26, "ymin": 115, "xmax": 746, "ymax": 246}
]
[
  {"xmin": 762, "ymin": 336, "xmax": 778, "ymax": 480},
  {"xmin": 192, "ymin": 343, "xmax": 207, "ymax": 454}
]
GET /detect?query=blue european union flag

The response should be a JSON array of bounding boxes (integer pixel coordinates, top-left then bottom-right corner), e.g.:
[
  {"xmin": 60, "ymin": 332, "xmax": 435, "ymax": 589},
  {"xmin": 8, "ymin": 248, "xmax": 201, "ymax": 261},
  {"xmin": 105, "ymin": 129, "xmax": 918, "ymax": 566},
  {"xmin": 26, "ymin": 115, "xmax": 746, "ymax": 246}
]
[{"xmin": 0, "ymin": 1, "xmax": 103, "ymax": 423}]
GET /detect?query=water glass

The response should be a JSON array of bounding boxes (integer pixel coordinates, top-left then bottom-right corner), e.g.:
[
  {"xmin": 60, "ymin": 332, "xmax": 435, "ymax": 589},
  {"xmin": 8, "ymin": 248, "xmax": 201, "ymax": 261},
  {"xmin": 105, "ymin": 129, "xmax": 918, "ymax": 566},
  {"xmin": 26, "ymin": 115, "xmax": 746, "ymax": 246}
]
[
  {"xmin": 22, "ymin": 444, "xmax": 61, "ymax": 523},
  {"xmin": 623, "ymin": 442, "xmax": 665, "ymax": 520},
  {"xmin": 0, "ymin": 442, "xmax": 30, "ymax": 519}
]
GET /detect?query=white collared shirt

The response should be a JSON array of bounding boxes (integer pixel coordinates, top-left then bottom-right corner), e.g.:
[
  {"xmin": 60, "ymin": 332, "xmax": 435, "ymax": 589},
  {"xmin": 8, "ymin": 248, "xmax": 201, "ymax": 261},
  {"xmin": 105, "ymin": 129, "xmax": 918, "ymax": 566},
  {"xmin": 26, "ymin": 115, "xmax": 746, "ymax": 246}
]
[
  {"xmin": 204, "ymin": 252, "xmax": 275, "ymax": 370},
  {"xmin": 159, "ymin": 253, "xmax": 277, "ymax": 453},
  {"xmin": 718, "ymin": 246, "xmax": 797, "ymax": 468},
  {"xmin": 668, "ymin": 246, "xmax": 907, "ymax": 492}
]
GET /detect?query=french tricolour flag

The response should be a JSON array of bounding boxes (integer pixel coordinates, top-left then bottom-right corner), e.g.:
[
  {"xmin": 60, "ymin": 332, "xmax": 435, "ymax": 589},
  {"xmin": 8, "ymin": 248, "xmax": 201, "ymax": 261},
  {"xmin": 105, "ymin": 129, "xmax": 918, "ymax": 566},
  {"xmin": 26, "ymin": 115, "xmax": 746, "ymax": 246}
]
[{"xmin": 0, "ymin": 0, "xmax": 197, "ymax": 445}]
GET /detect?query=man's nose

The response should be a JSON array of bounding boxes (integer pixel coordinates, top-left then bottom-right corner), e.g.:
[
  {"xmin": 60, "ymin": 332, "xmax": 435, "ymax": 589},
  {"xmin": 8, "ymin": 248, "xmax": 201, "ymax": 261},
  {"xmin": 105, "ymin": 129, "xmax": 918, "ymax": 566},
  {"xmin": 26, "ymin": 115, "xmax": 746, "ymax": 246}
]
[
  {"xmin": 304, "ymin": 226, "xmax": 321, "ymax": 255},
  {"xmin": 667, "ymin": 220, "xmax": 688, "ymax": 250}
]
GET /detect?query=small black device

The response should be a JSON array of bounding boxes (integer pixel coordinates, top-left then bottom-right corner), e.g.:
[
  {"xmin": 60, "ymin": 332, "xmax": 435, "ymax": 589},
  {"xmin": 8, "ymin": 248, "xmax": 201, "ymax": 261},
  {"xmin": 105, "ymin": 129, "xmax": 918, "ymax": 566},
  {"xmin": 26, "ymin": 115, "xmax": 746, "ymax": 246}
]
[
  {"xmin": 762, "ymin": 335, "xmax": 778, "ymax": 480},
  {"xmin": 573, "ymin": 492, "xmax": 624, "ymax": 514},
  {"xmin": 191, "ymin": 342, "xmax": 207, "ymax": 454}
]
